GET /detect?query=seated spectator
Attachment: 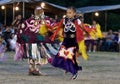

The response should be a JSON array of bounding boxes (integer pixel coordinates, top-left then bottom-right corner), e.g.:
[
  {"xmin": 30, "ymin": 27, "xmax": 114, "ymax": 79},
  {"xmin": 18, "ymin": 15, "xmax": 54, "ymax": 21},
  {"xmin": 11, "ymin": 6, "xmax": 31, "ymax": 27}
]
[
  {"xmin": 111, "ymin": 33, "xmax": 119, "ymax": 52},
  {"xmin": 10, "ymin": 26, "xmax": 15, "ymax": 34},
  {"xmin": 0, "ymin": 37, "xmax": 7, "ymax": 62},
  {"xmin": 0, "ymin": 28, "xmax": 3, "ymax": 35},
  {"xmin": 118, "ymin": 30, "xmax": 120, "ymax": 52},
  {"xmin": 3, "ymin": 26, "xmax": 12, "ymax": 51},
  {"xmin": 9, "ymin": 33, "xmax": 17, "ymax": 50},
  {"xmin": 105, "ymin": 30, "xmax": 115, "ymax": 51},
  {"xmin": 0, "ymin": 35, "xmax": 7, "ymax": 46}
]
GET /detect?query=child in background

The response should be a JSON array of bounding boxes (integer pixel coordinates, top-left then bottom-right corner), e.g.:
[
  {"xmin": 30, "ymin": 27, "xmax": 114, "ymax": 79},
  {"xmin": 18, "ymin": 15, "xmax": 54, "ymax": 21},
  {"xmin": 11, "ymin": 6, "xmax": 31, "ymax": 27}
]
[{"xmin": 9, "ymin": 33, "xmax": 17, "ymax": 51}]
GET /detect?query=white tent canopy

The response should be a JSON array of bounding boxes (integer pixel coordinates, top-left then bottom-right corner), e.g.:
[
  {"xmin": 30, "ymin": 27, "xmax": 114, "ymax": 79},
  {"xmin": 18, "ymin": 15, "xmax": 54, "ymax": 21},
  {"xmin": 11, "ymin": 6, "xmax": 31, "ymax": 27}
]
[
  {"xmin": 0, "ymin": 0, "xmax": 67, "ymax": 17},
  {"xmin": 0, "ymin": 0, "xmax": 12, "ymax": 5},
  {"xmin": 45, "ymin": 2, "xmax": 67, "ymax": 10},
  {"xmin": 0, "ymin": 0, "xmax": 41, "ymax": 5},
  {"xmin": 0, "ymin": 0, "xmax": 27, "ymax": 5},
  {"xmin": 0, "ymin": 0, "xmax": 67, "ymax": 25},
  {"xmin": 77, "ymin": 4, "xmax": 120, "ymax": 13},
  {"xmin": 0, "ymin": 0, "xmax": 67, "ymax": 10},
  {"xmin": 0, "ymin": 0, "xmax": 42, "ymax": 24}
]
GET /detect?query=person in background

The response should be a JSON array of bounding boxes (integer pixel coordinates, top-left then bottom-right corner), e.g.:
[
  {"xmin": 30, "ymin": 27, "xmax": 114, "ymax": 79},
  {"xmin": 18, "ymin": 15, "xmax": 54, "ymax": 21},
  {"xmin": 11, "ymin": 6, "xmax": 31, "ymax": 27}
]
[
  {"xmin": 88, "ymin": 20, "xmax": 103, "ymax": 52},
  {"xmin": 112, "ymin": 32, "xmax": 119, "ymax": 52},
  {"xmin": 11, "ymin": 14, "xmax": 22, "ymax": 33},
  {"xmin": 118, "ymin": 30, "xmax": 120, "ymax": 52},
  {"xmin": 105, "ymin": 29, "xmax": 115, "ymax": 51},
  {"xmin": 12, "ymin": 14, "xmax": 22, "ymax": 27},
  {"xmin": 0, "ymin": 37, "xmax": 7, "ymax": 62},
  {"xmin": 3, "ymin": 26, "xmax": 12, "ymax": 51},
  {"xmin": 9, "ymin": 33, "xmax": 17, "ymax": 51}
]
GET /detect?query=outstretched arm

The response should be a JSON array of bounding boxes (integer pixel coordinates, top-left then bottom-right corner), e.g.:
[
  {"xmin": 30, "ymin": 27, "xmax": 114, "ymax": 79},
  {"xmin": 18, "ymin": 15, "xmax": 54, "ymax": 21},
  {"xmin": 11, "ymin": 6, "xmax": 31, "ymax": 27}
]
[
  {"xmin": 77, "ymin": 19, "xmax": 89, "ymax": 34},
  {"xmin": 49, "ymin": 19, "xmax": 63, "ymax": 41}
]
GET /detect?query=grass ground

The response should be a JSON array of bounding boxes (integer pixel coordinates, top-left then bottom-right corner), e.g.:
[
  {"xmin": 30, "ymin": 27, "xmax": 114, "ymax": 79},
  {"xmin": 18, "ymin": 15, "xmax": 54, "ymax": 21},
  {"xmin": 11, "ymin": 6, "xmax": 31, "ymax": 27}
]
[{"xmin": 0, "ymin": 51, "xmax": 120, "ymax": 84}]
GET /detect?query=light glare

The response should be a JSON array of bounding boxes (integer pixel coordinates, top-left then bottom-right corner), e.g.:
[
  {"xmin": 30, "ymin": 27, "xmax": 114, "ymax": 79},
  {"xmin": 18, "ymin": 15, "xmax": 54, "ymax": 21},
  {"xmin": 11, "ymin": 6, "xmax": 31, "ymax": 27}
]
[
  {"xmin": 1, "ymin": 5, "xmax": 5, "ymax": 10},
  {"xmin": 15, "ymin": 6, "xmax": 19, "ymax": 11},
  {"xmin": 95, "ymin": 12, "xmax": 99, "ymax": 16},
  {"xmin": 41, "ymin": 2, "xmax": 45, "ymax": 8}
]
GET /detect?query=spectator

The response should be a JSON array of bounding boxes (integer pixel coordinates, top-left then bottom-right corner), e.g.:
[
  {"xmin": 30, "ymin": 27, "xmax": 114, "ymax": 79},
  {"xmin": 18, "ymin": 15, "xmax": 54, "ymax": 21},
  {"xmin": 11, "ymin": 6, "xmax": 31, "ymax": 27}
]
[
  {"xmin": 12, "ymin": 14, "xmax": 22, "ymax": 33},
  {"xmin": 3, "ymin": 26, "xmax": 12, "ymax": 51},
  {"xmin": 0, "ymin": 35, "xmax": 7, "ymax": 47},
  {"xmin": 112, "ymin": 33, "xmax": 119, "ymax": 52},
  {"xmin": 12, "ymin": 14, "xmax": 22, "ymax": 27},
  {"xmin": 118, "ymin": 30, "xmax": 120, "ymax": 52},
  {"xmin": 9, "ymin": 33, "xmax": 17, "ymax": 50},
  {"xmin": 0, "ymin": 27, "xmax": 3, "ymax": 35},
  {"xmin": 105, "ymin": 30, "xmax": 115, "ymax": 51},
  {"xmin": 87, "ymin": 20, "xmax": 102, "ymax": 52},
  {"xmin": 0, "ymin": 37, "xmax": 7, "ymax": 62}
]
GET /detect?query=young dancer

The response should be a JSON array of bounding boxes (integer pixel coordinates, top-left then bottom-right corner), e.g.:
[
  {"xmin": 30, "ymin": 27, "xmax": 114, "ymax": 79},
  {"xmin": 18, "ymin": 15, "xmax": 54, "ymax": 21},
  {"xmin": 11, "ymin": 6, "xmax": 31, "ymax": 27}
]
[{"xmin": 50, "ymin": 7, "xmax": 85, "ymax": 79}]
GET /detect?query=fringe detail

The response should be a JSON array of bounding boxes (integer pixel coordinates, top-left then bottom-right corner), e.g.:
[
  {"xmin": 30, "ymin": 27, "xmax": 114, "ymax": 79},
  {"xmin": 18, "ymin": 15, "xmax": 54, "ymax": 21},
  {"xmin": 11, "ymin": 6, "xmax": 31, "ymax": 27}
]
[
  {"xmin": 78, "ymin": 40, "xmax": 88, "ymax": 60},
  {"xmin": 46, "ymin": 43, "xmax": 58, "ymax": 55}
]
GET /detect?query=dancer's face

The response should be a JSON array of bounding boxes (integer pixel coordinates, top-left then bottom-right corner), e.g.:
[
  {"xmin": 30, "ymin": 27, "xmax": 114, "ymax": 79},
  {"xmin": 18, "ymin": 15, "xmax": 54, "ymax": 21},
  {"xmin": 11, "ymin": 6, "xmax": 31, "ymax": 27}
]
[
  {"xmin": 35, "ymin": 7, "xmax": 44, "ymax": 16},
  {"xmin": 66, "ymin": 9, "xmax": 76, "ymax": 18},
  {"xmin": 92, "ymin": 21, "xmax": 96, "ymax": 25},
  {"xmin": 17, "ymin": 15, "xmax": 22, "ymax": 20},
  {"xmin": 0, "ymin": 40, "xmax": 2, "ymax": 45}
]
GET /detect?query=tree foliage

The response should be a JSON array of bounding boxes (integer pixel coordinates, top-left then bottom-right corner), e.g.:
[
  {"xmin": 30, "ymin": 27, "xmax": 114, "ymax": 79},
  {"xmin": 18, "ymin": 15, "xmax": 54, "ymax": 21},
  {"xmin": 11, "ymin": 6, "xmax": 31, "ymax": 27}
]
[{"xmin": 45, "ymin": 0, "xmax": 120, "ymax": 7}]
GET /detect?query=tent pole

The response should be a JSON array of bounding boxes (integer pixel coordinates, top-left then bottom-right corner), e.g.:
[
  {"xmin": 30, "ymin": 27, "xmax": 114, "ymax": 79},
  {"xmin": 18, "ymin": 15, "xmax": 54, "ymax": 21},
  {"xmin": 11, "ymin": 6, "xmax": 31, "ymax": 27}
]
[
  {"xmin": 23, "ymin": 2, "xmax": 25, "ymax": 18},
  {"xmin": 105, "ymin": 11, "xmax": 107, "ymax": 31},
  {"xmin": 4, "ymin": 8, "xmax": 6, "ymax": 25},
  {"xmin": 91, "ymin": 12, "xmax": 94, "ymax": 22},
  {"xmin": 13, "ymin": 3, "xmax": 15, "ymax": 21}
]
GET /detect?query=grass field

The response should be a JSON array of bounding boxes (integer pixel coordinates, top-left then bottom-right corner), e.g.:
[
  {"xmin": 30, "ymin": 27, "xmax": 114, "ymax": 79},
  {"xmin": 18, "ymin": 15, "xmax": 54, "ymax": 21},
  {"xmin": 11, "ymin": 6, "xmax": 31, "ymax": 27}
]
[{"xmin": 0, "ymin": 51, "xmax": 120, "ymax": 84}]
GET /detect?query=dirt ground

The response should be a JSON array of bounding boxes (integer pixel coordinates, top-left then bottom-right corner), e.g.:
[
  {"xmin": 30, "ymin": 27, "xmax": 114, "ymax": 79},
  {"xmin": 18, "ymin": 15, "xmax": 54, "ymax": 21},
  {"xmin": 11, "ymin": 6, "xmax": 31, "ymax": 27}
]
[{"xmin": 0, "ymin": 51, "xmax": 120, "ymax": 84}]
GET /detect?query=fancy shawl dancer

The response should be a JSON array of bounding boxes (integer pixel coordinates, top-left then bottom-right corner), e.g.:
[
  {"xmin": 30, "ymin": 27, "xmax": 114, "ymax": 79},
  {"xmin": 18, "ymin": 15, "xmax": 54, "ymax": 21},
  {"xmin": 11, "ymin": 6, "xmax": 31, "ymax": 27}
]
[
  {"xmin": 50, "ymin": 7, "xmax": 89, "ymax": 79},
  {"xmin": 14, "ymin": 6, "xmax": 53, "ymax": 76}
]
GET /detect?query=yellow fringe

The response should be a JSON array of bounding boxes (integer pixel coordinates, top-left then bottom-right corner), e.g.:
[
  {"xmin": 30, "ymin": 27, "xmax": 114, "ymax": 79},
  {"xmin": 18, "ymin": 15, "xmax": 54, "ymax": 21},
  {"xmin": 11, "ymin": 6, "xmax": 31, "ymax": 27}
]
[
  {"xmin": 78, "ymin": 40, "xmax": 88, "ymax": 60},
  {"xmin": 39, "ymin": 24, "xmax": 48, "ymax": 36},
  {"xmin": 96, "ymin": 24, "xmax": 103, "ymax": 38}
]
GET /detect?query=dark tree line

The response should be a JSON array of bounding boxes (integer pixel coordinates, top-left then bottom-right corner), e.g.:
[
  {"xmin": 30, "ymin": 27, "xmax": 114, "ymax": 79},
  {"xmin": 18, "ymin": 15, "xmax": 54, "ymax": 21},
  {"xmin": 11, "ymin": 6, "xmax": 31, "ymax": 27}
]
[{"xmin": 45, "ymin": 0, "xmax": 120, "ymax": 7}]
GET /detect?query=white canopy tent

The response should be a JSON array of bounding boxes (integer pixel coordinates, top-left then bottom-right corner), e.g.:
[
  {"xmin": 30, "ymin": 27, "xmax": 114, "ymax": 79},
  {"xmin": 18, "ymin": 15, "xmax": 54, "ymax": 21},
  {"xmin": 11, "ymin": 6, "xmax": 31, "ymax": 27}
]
[
  {"xmin": 0, "ymin": 0, "xmax": 67, "ymax": 10},
  {"xmin": 77, "ymin": 4, "xmax": 120, "ymax": 13},
  {"xmin": 0, "ymin": 0, "xmax": 42, "ymax": 19},
  {"xmin": 0, "ymin": 0, "xmax": 41, "ymax": 5},
  {"xmin": 0, "ymin": 0, "xmax": 38, "ymax": 25},
  {"xmin": 0, "ymin": 0, "xmax": 12, "ymax": 5},
  {"xmin": 45, "ymin": 2, "xmax": 67, "ymax": 11},
  {"xmin": 0, "ymin": 0, "xmax": 67, "ymax": 25}
]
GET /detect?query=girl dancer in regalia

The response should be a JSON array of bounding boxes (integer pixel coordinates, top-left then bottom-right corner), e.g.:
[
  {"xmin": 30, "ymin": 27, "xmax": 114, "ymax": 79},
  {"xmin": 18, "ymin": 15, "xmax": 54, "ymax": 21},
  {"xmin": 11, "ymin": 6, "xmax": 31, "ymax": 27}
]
[
  {"xmin": 84, "ymin": 20, "xmax": 103, "ymax": 52},
  {"xmin": 15, "ymin": 6, "xmax": 52, "ymax": 76},
  {"xmin": 50, "ymin": 7, "xmax": 86, "ymax": 79}
]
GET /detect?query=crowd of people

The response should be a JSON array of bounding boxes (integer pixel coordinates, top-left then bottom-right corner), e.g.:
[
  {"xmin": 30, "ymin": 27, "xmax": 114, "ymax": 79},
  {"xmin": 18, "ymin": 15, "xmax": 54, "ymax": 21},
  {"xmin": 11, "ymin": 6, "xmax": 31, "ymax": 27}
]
[
  {"xmin": 98, "ymin": 29, "xmax": 120, "ymax": 52},
  {"xmin": 84, "ymin": 22, "xmax": 120, "ymax": 52},
  {"xmin": 0, "ymin": 13, "xmax": 119, "ymax": 54}
]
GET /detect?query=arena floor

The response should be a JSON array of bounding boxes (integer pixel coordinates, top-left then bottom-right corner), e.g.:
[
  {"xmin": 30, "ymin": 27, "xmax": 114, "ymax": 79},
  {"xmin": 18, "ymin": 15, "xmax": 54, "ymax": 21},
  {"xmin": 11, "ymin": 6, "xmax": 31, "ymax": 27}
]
[{"xmin": 0, "ymin": 51, "xmax": 120, "ymax": 84}]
